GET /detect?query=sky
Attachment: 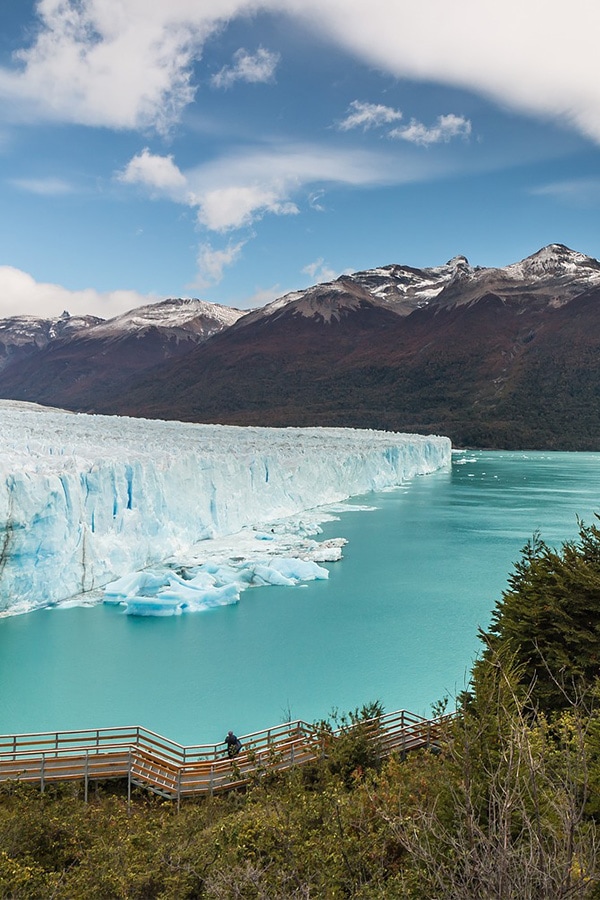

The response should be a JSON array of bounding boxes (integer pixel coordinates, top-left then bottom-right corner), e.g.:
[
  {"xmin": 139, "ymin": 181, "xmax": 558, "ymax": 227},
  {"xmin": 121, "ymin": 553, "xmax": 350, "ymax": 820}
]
[{"xmin": 0, "ymin": 0, "xmax": 599, "ymax": 319}]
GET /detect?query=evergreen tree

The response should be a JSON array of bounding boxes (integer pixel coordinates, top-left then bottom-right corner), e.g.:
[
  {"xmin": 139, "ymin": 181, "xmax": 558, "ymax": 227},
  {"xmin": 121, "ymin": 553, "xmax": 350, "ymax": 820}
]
[{"xmin": 475, "ymin": 518, "xmax": 600, "ymax": 712}]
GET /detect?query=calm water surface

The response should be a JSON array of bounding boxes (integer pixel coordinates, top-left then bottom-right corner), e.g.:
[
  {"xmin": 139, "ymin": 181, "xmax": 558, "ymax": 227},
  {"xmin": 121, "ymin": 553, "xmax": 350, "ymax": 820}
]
[{"xmin": 1, "ymin": 450, "xmax": 599, "ymax": 744}]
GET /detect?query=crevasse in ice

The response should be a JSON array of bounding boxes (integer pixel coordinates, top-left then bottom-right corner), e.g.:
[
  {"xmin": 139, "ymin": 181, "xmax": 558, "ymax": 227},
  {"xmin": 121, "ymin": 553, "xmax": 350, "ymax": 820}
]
[{"xmin": 0, "ymin": 401, "xmax": 451, "ymax": 616}]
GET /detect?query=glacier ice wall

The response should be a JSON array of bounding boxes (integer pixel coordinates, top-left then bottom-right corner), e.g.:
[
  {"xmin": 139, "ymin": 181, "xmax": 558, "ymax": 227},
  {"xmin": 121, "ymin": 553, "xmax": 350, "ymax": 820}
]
[{"xmin": 0, "ymin": 401, "xmax": 451, "ymax": 615}]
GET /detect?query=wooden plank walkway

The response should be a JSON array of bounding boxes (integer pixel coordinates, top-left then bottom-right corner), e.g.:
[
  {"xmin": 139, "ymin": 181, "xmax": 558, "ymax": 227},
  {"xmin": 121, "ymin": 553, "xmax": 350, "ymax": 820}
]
[{"xmin": 0, "ymin": 710, "xmax": 453, "ymax": 803}]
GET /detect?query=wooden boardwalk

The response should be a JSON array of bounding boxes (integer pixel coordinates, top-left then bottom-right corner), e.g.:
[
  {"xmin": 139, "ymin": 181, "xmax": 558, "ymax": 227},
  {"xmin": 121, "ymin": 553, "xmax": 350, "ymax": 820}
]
[{"xmin": 0, "ymin": 710, "xmax": 452, "ymax": 804}]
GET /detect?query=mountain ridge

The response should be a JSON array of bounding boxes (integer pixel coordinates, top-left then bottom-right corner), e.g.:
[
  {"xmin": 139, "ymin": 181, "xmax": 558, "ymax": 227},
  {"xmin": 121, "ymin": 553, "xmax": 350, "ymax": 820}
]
[
  {"xmin": 0, "ymin": 297, "xmax": 244, "ymax": 406},
  {"xmin": 1, "ymin": 244, "xmax": 599, "ymax": 450}
]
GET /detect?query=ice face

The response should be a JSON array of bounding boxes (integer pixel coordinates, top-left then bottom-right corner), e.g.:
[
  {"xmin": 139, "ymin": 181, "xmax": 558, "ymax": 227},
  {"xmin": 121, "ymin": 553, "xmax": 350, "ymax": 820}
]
[{"xmin": 0, "ymin": 401, "xmax": 451, "ymax": 616}]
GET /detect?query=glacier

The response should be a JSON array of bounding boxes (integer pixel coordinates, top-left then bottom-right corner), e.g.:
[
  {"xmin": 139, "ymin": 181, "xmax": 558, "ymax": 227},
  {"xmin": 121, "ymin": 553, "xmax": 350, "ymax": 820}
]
[{"xmin": 0, "ymin": 401, "xmax": 451, "ymax": 617}]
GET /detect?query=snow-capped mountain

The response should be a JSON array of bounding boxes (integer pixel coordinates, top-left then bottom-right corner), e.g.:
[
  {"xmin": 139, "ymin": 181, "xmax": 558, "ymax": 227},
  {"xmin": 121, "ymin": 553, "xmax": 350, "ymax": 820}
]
[
  {"xmin": 0, "ymin": 297, "xmax": 243, "ymax": 407},
  {"xmin": 432, "ymin": 244, "xmax": 600, "ymax": 308},
  {"xmin": 351, "ymin": 254, "xmax": 476, "ymax": 311},
  {"xmin": 236, "ymin": 244, "xmax": 600, "ymax": 330},
  {"xmin": 239, "ymin": 255, "xmax": 477, "ymax": 326},
  {"xmin": 1, "ymin": 244, "xmax": 600, "ymax": 450},
  {"xmin": 86, "ymin": 297, "xmax": 243, "ymax": 340},
  {"xmin": 504, "ymin": 243, "xmax": 600, "ymax": 283},
  {"xmin": 236, "ymin": 277, "xmax": 388, "ymax": 327},
  {"xmin": 0, "ymin": 311, "xmax": 102, "ymax": 374}
]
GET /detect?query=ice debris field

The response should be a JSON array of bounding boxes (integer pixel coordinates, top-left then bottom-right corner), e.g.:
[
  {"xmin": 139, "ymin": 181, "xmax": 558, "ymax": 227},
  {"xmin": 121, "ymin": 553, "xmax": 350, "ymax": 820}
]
[{"xmin": 0, "ymin": 401, "xmax": 451, "ymax": 617}]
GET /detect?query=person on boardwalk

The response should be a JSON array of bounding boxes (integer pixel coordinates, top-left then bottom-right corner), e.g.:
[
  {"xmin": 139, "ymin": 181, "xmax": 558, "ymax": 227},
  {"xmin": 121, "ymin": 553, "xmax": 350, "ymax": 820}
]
[{"xmin": 225, "ymin": 730, "xmax": 242, "ymax": 759}]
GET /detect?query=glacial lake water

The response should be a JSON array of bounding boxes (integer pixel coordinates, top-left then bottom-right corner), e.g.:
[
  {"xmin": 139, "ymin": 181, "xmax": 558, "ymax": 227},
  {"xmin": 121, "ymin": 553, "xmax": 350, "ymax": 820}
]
[{"xmin": 1, "ymin": 450, "xmax": 599, "ymax": 745}]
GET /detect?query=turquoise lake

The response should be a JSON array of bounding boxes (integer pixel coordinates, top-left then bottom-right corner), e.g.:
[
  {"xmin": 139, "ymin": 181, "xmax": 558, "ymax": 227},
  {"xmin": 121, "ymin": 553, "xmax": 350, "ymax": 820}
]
[{"xmin": 1, "ymin": 449, "xmax": 599, "ymax": 745}]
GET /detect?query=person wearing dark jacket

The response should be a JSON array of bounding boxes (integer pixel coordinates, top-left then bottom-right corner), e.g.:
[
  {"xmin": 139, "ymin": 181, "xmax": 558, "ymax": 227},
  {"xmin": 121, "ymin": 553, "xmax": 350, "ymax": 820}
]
[{"xmin": 225, "ymin": 730, "xmax": 242, "ymax": 758}]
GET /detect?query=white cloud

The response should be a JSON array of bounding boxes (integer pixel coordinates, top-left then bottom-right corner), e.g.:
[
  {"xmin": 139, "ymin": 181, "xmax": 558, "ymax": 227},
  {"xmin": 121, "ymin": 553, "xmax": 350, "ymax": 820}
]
[
  {"xmin": 186, "ymin": 142, "xmax": 438, "ymax": 230},
  {"xmin": 530, "ymin": 177, "xmax": 600, "ymax": 208},
  {"xmin": 0, "ymin": 0, "xmax": 262, "ymax": 132},
  {"xmin": 191, "ymin": 143, "xmax": 404, "ymax": 188},
  {"xmin": 338, "ymin": 100, "xmax": 403, "ymax": 131},
  {"xmin": 117, "ymin": 147, "xmax": 188, "ymax": 196},
  {"xmin": 390, "ymin": 114, "xmax": 472, "ymax": 146},
  {"xmin": 302, "ymin": 258, "xmax": 338, "ymax": 282},
  {"xmin": 2, "ymin": 1, "xmax": 600, "ymax": 141},
  {"xmin": 194, "ymin": 239, "xmax": 246, "ymax": 287},
  {"xmin": 308, "ymin": 189, "xmax": 326, "ymax": 211},
  {"xmin": 9, "ymin": 176, "xmax": 74, "ymax": 196},
  {"xmin": 196, "ymin": 185, "xmax": 298, "ymax": 231},
  {"xmin": 0, "ymin": 266, "xmax": 159, "ymax": 318},
  {"xmin": 116, "ymin": 148, "xmax": 303, "ymax": 233},
  {"xmin": 117, "ymin": 141, "xmax": 432, "ymax": 234},
  {"xmin": 211, "ymin": 47, "xmax": 280, "ymax": 89},
  {"xmin": 337, "ymin": 102, "xmax": 471, "ymax": 146}
]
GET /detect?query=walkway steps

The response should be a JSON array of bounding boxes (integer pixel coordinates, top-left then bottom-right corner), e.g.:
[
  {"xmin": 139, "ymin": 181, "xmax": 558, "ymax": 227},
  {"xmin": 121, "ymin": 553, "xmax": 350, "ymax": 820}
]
[{"xmin": 0, "ymin": 710, "xmax": 453, "ymax": 801}]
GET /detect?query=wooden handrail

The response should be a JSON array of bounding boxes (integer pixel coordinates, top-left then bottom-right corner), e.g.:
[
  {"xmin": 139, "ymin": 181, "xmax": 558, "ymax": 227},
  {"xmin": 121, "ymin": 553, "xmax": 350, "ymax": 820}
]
[{"xmin": 0, "ymin": 709, "xmax": 455, "ymax": 800}]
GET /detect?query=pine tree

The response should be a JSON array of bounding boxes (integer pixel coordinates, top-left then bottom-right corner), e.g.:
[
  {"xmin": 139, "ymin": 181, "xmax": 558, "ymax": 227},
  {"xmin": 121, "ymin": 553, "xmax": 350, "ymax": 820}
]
[{"xmin": 474, "ymin": 518, "xmax": 600, "ymax": 712}]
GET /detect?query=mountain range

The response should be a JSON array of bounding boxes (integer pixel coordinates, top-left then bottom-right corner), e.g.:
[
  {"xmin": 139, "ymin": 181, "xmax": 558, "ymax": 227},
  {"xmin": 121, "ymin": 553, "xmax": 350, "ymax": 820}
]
[{"xmin": 1, "ymin": 243, "xmax": 600, "ymax": 450}]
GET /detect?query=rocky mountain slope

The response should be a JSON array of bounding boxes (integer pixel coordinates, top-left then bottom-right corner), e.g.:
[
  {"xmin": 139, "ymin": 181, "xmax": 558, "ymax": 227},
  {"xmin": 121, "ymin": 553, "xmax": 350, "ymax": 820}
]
[
  {"xmin": 0, "ymin": 311, "xmax": 102, "ymax": 374},
  {"xmin": 0, "ymin": 298, "xmax": 243, "ymax": 409},
  {"xmin": 1, "ymin": 244, "xmax": 600, "ymax": 449}
]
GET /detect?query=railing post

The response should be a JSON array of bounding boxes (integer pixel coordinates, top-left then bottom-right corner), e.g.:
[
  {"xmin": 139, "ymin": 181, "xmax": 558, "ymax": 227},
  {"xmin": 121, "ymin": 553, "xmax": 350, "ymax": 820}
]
[
  {"xmin": 127, "ymin": 749, "xmax": 132, "ymax": 816},
  {"xmin": 40, "ymin": 754, "xmax": 45, "ymax": 794},
  {"xmin": 84, "ymin": 751, "xmax": 89, "ymax": 803},
  {"xmin": 177, "ymin": 768, "xmax": 182, "ymax": 812}
]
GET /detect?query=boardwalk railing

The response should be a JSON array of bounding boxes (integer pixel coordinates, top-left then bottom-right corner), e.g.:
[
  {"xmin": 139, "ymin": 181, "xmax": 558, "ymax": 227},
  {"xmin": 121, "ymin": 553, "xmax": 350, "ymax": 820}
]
[{"xmin": 0, "ymin": 710, "xmax": 454, "ymax": 804}]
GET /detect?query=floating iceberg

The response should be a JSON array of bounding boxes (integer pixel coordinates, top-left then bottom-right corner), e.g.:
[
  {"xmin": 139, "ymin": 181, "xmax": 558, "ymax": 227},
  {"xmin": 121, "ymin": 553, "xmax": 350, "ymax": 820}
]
[
  {"xmin": 0, "ymin": 401, "xmax": 451, "ymax": 616},
  {"xmin": 102, "ymin": 554, "xmax": 331, "ymax": 616}
]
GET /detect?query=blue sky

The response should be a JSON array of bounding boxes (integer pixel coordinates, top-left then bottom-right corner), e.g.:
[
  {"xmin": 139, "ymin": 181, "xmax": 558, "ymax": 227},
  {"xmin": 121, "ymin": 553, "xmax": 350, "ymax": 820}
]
[{"xmin": 0, "ymin": 0, "xmax": 599, "ymax": 318}]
